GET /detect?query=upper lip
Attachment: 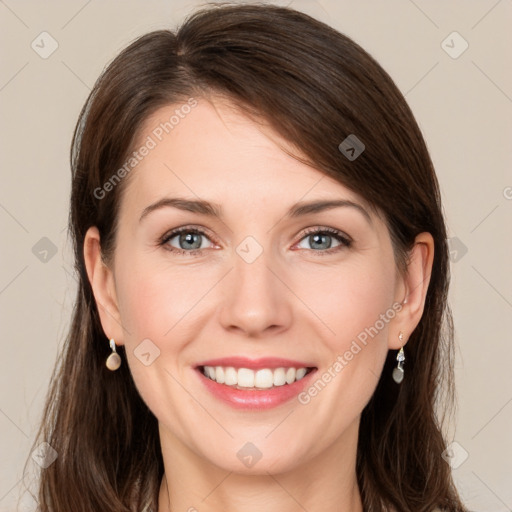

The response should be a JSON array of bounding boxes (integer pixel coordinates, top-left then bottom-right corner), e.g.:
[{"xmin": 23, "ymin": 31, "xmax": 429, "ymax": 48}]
[{"xmin": 195, "ymin": 357, "xmax": 316, "ymax": 370}]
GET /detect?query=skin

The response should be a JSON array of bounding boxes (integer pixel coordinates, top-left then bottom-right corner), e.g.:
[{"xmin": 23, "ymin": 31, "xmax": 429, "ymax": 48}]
[{"xmin": 84, "ymin": 97, "xmax": 434, "ymax": 512}]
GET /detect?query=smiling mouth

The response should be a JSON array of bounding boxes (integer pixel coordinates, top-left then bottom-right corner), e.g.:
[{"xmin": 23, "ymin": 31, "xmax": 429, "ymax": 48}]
[{"xmin": 197, "ymin": 365, "xmax": 316, "ymax": 390}]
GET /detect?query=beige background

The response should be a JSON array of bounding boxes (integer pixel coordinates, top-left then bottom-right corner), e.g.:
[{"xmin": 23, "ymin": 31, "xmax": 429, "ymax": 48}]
[{"xmin": 1, "ymin": 1, "xmax": 511, "ymax": 510}]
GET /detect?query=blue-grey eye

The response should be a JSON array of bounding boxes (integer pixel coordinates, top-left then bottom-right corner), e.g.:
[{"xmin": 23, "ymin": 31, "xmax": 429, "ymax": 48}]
[
  {"xmin": 167, "ymin": 230, "xmax": 209, "ymax": 251},
  {"xmin": 296, "ymin": 230, "xmax": 346, "ymax": 251}
]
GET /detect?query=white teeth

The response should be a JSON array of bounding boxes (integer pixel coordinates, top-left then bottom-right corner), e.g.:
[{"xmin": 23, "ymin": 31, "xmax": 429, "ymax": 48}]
[
  {"xmin": 273, "ymin": 367, "xmax": 287, "ymax": 386},
  {"xmin": 296, "ymin": 368, "xmax": 307, "ymax": 380},
  {"xmin": 285, "ymin": 367, "xmax": 296, "ymax": 384},
  {"xmin": 224, "ymin": 366, "xmax": 237, "ymax": 386},
  {"xmin": 254, "ymin": 369, "xmax": 273, "ymax": 389},
  {"xmin": 237, "ymin": 368, "xmax": 254, "ymax": 387},
  {"xmin": 201, "ymin": 365, "xmax": 311, "ymax": 388},
  {"xmin": 215, "ymin": 366, "xmax": 225, "ymax": 384}
]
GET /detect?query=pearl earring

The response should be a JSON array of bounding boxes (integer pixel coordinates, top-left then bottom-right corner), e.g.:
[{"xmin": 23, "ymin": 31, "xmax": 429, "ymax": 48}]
[
  {"xmin": 392, "ymin": 331, "xmax": 405, "ymax": 384},
  {"xmin": 106, "ymin": 338, "xmax": 121, "ymax": 371}
]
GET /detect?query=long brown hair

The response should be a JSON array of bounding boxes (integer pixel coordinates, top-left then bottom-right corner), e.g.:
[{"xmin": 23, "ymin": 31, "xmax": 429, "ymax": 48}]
[{"xmin": 26, "ymin": 3, "xmax": 467, "ymax": 511}]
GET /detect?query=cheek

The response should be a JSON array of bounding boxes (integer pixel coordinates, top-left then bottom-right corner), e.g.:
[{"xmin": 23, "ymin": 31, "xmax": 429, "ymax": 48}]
[
  {"xmin": 298, "ymin": 254, "xmax": 397, "ymax": 405},
  {"xmin": 112, "ymin": 254, "xmax": 204, "ymax": 432},
  {"xmin": 114, "ymin": 253, "xmax": 210, "ymax": 341},
  {"xmin": 294, "ymin": 254, "xmax": 397, "ymax": 345},
  {"xmin": 293, "ymin": 257, "xmax": 396, "ymax": 421}
]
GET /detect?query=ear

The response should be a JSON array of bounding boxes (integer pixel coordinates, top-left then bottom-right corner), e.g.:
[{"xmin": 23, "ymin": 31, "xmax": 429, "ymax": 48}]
[
  {"xmin": 83, "ymin": 226, "xmax": 125, "ymax": 345},
  {"xmin": 389, "ymin": 232, "xmax": 434, "ymax": 349}
]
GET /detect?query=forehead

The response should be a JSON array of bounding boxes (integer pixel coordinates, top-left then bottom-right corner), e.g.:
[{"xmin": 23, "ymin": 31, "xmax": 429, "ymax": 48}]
[{"xmin": 121, "ymin": 97, "xmax": 370, "ymax": 217}]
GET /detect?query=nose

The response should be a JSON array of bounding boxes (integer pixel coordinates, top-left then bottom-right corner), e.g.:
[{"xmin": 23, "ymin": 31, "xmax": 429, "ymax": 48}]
[{"xmin": 218, "ymin": 244, "xmax": 293, "ymax": 338}]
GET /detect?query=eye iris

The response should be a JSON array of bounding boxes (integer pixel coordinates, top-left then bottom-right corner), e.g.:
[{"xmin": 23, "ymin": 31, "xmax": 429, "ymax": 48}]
[
  {"xmin": 310, "ymin": 233, "xmax": 332, "ymax": 250},
  {"xmin": 180, "ymin": 232, "xmax": 202, "ymax": 250}
]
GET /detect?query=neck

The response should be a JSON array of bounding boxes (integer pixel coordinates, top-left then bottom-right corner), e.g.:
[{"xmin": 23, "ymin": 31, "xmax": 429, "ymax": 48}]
[{"xmin": 157, "ymin": 419, "xmax": 364, "ymax": 512}]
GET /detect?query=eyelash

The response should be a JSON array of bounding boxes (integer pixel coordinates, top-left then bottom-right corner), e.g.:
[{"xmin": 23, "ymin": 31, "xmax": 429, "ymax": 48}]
[{"xmin": 159, "ymin": 225, "xmax": 352, "ymax": 257}]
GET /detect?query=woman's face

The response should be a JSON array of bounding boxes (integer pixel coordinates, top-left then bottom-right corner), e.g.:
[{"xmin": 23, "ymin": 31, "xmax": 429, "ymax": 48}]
[{"xmin": 91, "ymin": 97, "xmax": 410, "ymax": 475}]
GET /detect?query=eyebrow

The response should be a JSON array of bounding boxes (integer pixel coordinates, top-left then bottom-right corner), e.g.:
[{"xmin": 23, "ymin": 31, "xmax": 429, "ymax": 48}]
[{"xmin": 139, "ymin": 197, "xmax": 373, "ymax": 224}]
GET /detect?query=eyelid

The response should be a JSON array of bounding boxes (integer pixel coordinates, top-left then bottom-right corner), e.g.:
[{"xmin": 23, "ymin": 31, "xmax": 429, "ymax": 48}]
[{"xmin": 299, "ymin": 226, "xmax": 352, "ymax": 244}]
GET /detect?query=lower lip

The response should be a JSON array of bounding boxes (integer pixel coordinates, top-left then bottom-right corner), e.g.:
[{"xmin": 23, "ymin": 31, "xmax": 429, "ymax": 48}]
[{"xmin": 196, "ymin": 368, "xmax": 317, "ymax": 410}]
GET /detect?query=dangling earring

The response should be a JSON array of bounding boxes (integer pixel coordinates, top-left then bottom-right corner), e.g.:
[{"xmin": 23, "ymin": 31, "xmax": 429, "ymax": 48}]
[
  {"xmin": 392, "ymin": 331, "xmax": 405, "ymax": 384},
  {"xmin": 106, "ymin": 338, "xmax": 121, "ymax": 371}
]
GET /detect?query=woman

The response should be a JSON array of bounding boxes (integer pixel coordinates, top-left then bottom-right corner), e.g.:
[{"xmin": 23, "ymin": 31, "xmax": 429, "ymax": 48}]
[{"xmin": 27, "ymin": 3, "xmax": 468, "ymax": 511}]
